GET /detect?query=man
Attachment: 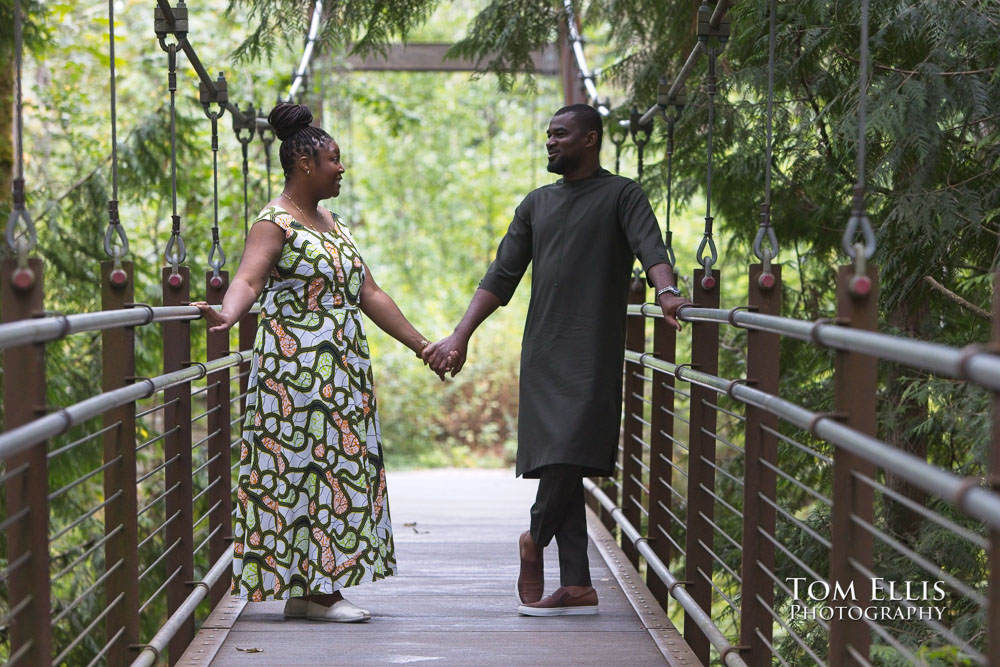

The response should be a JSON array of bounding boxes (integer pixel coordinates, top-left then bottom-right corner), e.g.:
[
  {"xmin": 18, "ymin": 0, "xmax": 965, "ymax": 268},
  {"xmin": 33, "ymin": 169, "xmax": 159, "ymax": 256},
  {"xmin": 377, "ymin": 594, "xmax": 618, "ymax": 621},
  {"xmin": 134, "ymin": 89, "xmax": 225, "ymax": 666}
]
[{"xmin": 423, "ymin": 104, "xmax": 689, "ymax": 615}]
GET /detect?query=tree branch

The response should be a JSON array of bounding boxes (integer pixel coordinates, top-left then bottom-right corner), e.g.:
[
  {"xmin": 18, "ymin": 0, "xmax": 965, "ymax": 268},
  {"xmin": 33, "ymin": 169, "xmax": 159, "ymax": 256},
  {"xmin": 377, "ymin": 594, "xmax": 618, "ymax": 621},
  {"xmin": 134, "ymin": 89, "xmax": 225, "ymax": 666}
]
[{"xmin": 922, "ymin": 275, "xmax": 991, "ymax": 319}]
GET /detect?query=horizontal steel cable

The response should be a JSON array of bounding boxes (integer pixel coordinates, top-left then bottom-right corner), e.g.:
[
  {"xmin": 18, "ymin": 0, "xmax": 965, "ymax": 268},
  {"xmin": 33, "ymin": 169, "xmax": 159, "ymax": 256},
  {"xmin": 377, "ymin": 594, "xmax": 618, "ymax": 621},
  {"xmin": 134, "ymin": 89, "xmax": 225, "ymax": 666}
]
[
  {"xmin": 584, "ymin": 478, "xmax": 747, "ymax": 667},
  {"xmin": 624, "ymin": 349, "xmax": 1000, "ymax": 531},
  {"xmin": 630, "ymin": 304, "xmax": 1000, "ymax": 391},
  {"xmin": 0, "ymin": 351, "xmax": 251, "ymax": 459}
]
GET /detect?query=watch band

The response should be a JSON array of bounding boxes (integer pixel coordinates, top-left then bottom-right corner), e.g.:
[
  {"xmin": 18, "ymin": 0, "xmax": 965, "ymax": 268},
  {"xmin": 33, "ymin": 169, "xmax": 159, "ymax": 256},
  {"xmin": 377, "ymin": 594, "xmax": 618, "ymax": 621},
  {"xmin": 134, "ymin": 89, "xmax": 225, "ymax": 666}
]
[{"xmin": 656, "ymin": 285, "xmax": 682, "ymax": 299}]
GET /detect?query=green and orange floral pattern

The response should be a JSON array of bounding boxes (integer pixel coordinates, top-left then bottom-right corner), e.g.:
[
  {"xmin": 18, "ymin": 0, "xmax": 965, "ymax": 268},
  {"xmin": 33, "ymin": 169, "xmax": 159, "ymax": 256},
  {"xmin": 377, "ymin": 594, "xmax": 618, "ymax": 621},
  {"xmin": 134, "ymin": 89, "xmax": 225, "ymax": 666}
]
[{"xmin": 232, "ymin": 206, "xmax": 395, "ymax": 601}]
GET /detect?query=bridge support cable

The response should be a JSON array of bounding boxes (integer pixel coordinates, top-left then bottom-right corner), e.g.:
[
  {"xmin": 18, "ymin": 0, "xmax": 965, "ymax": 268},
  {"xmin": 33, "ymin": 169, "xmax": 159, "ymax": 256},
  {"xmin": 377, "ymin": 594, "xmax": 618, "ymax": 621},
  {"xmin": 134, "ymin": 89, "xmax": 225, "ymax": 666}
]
[
  {"xmin": 636, "ymin": 1, "xmax": 731, "ymax": 129},
  {"xmin": 104, "ymin": 0, "xmax": 130, "ymax": 287},
  {"xmin": 561, "ymin": 0, "xmax": 609, "ymax": 116},
  {"xmin": 752, "ymin": 0, "xmax": 779, "ymax": 290},
  {"xmin": 990, "ymin": 275, "xmax": 1000, "ymax": 665},
  {"xmin": 286, "ymin": 1, "xmax": 325, "ymax": 103},
  {"xmin": 584, "ymin": 479, "xmax": 748, "ymax": 667}
]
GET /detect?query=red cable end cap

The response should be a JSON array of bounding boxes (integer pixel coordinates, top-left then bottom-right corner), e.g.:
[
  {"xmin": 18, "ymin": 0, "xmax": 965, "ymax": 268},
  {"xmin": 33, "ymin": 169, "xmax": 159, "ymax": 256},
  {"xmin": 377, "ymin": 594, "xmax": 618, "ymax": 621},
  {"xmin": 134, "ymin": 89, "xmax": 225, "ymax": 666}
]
[
  {"xmin": 701, "ymin": 275, "xmax": 717, "ymax": 291},
  {"xmin": 849, "ymin": 275, "xmax": 872, "ymax": 297},
  {"xmin": 758, "ymin": 272, "xmax": 776, "ymax": 290},
  {"xmin": 209, "ymin": 276, "xmax": 224, "ymax": 289},
  {"xmin": 110, "ymin": 269, "xmax": 128, "ymax": 286},
  {"xmin": 12, "ymin": 268, "xmax": 35, "ymax": 291},
  {"xmin": 168, "ymin": 273, "xmax": 184, "ymax": 288}
]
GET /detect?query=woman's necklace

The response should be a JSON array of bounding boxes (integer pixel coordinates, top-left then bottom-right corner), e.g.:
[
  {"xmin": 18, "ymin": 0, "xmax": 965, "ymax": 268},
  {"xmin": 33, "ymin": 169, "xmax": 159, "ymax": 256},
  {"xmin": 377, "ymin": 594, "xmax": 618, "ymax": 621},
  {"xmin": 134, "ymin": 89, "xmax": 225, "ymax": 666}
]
[{"xmin": 281, "ymin": 192, "xmax": 326, "ymax": 233}]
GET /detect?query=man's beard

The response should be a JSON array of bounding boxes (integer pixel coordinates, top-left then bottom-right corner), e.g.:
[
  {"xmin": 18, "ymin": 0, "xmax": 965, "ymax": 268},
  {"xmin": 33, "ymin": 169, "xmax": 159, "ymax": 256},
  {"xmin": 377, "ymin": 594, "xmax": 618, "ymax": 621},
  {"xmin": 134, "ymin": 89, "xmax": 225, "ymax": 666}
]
[{"xmin": 546, "ymin": 153, "xmax": 576, "ymax": 174}]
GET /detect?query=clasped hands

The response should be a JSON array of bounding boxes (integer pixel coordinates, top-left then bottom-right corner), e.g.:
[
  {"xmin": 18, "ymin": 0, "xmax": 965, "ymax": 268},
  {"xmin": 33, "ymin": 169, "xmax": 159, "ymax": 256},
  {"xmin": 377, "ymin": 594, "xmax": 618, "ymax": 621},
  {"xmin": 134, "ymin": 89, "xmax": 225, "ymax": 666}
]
[{"xmin": 420, "ymin": 333, "xmax": 468, "ymax": 381}]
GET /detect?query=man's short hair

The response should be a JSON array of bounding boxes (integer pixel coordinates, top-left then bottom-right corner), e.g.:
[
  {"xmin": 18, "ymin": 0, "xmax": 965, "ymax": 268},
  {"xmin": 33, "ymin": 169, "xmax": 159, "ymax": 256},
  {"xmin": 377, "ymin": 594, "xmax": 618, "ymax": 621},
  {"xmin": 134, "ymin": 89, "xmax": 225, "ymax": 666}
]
[{"xmin": 554, "ymin": 104, "xmax": 604, "ymax": 150}]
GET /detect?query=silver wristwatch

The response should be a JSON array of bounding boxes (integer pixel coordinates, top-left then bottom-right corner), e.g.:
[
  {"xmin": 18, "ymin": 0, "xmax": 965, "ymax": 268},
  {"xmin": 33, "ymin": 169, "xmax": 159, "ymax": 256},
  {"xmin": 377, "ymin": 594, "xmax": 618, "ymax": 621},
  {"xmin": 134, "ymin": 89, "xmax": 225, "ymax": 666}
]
[{"xmin": 656, "ymin": 285, "xmax": 682, "ymax": 299}]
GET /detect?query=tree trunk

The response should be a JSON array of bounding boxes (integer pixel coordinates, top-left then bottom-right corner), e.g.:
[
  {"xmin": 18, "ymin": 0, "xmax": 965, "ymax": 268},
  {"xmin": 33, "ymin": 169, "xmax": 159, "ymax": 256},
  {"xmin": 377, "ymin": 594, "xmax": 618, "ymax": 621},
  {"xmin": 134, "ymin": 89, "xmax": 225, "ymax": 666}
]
[
  {"xmin": 1, "ymin": 56, "xmax": 13, "ymax": 205},
  {"xmin": 881, "ymin": 289, "xmax": 930, "ymax": 541}
]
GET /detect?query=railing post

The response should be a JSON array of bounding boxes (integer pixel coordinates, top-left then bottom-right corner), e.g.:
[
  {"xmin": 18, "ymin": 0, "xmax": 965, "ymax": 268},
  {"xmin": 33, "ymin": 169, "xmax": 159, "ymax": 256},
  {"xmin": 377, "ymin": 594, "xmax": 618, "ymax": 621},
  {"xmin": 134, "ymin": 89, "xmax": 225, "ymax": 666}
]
[
  {"xmin": 205, "ymin": 270, "xmax": 232, "ymax": 606},
  {"xmin": 988, "ymin": 271, "xmax": 1000, "ymax": 666},
  {"xmin": 162, "ymin": 267, "xmax": 195, "ymax": 663},
  {"xmin": 828, "ymin": 264, "xmax": 878, "ymax": 665},
  {"xmin": 101, "ymin": 260, "xmax": 141, "ymax": 664},
  {"xmin": 621, "ymin": 273, "xmax": 647, "ymax": 567},
  {"xmin": 646, "ymin": 269, "xmax": 679, "ymax": 608},
  {"xmin": 238, "ymin": 311, "xmax": 257, "ymax": 415},
  {"xmin": 684, "ymin": 267, "xmax": 721, "ymax": 665},
  {"xmin": 739, "ymin": 263, "xmax": 781, "ymax": 665},
  {"xmin": 1, "ymin": 257, "xmax": 52, "ymax": 665}
]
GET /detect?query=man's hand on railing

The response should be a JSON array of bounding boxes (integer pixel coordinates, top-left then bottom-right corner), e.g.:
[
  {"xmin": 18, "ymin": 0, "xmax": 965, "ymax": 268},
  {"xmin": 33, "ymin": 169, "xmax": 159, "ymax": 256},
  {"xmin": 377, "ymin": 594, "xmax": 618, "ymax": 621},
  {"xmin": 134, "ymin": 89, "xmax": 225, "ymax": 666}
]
[{"xmin": 657, "ymin": 293, "xmax": 692, "ymax": 331}]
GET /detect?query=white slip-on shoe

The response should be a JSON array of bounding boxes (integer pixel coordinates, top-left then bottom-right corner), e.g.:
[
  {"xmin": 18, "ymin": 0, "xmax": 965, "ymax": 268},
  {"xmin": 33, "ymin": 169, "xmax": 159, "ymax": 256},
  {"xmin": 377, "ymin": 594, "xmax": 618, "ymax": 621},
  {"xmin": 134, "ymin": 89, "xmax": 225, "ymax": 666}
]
[
  {"xmin": 283, "ymin": 598, "xmax": 309, "ymax": 618},
  {"xmin": 307, "ymin": 598, "xmax": 371, "ymax": 623}
]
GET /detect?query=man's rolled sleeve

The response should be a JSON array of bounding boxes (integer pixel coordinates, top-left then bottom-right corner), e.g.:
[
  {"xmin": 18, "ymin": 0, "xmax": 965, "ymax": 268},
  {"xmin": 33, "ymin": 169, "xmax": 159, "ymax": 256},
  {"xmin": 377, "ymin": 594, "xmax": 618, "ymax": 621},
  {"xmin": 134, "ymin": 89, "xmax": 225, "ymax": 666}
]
[
  {"xmin": 479, "ymin": 199, "xmax": 533, "ymax": 306},
  {"xmin": 618, "ymin": 181, "xmax": 669, "ymax": 284}
]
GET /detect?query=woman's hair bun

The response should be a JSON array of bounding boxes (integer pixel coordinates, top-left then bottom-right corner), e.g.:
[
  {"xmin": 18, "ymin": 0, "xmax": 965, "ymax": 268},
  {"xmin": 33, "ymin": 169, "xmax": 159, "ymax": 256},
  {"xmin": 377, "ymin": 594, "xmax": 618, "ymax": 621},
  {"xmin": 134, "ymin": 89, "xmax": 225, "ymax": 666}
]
[{"xmin": 268, "ymin": 103, "xmax": 314, "ymax": 141}]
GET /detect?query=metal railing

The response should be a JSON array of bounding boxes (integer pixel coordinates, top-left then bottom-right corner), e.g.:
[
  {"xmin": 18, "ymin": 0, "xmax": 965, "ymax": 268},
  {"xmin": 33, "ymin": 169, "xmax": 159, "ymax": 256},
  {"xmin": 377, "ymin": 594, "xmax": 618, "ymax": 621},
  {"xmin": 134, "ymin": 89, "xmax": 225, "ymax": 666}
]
[
  {"xmin": 591, "ymin": 263, "xmax": 1000, "ymax": 665},
  {"xmin": 0, "ymin": 259, "xmax": 259, "ymax": 666}
]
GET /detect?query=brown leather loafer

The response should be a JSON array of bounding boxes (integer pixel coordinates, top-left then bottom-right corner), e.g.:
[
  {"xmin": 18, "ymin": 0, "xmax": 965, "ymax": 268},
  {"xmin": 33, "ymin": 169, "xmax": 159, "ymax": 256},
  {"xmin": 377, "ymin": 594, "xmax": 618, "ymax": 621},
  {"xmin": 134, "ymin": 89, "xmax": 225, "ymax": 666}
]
[
  {"xmin": 517, "ymin": 531, "xmax": 544, "ymax": 604},
  {"xmin": 517, "ymin": 586, "xmax": 599, "ymax": 616}
]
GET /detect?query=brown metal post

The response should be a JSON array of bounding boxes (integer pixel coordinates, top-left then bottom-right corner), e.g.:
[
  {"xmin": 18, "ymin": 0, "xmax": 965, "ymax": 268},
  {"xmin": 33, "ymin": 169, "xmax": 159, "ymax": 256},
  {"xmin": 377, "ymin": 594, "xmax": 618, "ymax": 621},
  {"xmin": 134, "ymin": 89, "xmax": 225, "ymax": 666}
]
[
  {"xmin": 683, "ymin": 268, "xmax": 721, "ymax": 664},
  {"xmin": 558, "ymin": 18, "xmax": 586, "ymax": 106},
  {"xmin": 646, "ymin": 269, "xmax": 678, "ymax": 608},
  {"xmin": 621, "ymin": 274, "xmax": 647, "ymax": 566},
  {"xmin": 988, "ymin": 271, "xmax": 1000, "ymax": 666},
  {"xmin": 1, "ymin": 258, "xmax": 52, "ymax": 665},
  {"xmin": 238, "ymin": 312, "xmax": 257, "ymax": 415},
  {"xmin": 162, "ymin": 267, "xmax": 195, "ymax": 664},
  {"xmin": 739, "ymin": 264, "xmax": 781, "ymax": 666},
  {"xmin": 101, "ymin": 260, "xmax": 141, "ymax": 664},
  {"xmin": 205, "ymin": 271, "xmax": 232, "ymax": 605},
  {"xmin": 828, "ymin": 264, "xmax": 878, "ymax": 665}
]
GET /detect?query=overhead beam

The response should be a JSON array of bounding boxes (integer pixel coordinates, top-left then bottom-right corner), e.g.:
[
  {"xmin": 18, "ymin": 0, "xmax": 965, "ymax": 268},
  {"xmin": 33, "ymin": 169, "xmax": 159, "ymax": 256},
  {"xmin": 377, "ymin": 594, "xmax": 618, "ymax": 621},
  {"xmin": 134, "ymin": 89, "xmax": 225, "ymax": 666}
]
[{"xmin": 340, "ymin": 43, "xmax": 559, "ymax": 74}]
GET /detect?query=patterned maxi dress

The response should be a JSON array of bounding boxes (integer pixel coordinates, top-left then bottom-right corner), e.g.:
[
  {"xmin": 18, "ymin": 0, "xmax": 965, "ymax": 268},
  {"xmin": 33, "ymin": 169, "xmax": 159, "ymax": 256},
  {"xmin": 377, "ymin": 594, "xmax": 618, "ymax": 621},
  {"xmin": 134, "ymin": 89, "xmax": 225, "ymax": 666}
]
[{"xmin": 232, "ymin": 206, "xmax": 396, "ymax": 601}]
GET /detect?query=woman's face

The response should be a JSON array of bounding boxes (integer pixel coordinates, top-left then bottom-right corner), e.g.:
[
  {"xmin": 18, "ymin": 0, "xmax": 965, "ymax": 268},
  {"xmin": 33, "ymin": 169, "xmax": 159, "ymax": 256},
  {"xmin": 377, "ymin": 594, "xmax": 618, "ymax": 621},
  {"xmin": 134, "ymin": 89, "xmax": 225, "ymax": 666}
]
[{"xmin": 309, "ymin": 140, "xmax": 345, "ymax": 198}]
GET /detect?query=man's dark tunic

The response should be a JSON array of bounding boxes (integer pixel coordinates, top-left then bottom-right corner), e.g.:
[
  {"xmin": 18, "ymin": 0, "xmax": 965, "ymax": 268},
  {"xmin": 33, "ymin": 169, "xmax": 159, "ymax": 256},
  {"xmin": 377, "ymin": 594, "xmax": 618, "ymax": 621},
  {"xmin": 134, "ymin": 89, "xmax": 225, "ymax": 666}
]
[{"xmin": 479, "ymin": 168, "xmax": 669, "ymax": 478}]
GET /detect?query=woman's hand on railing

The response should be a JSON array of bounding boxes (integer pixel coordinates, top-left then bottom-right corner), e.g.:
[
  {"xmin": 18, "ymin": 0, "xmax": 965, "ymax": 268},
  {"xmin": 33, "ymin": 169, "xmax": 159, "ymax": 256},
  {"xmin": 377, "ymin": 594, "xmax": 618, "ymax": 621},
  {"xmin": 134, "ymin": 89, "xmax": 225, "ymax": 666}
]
[{"xmin": 191, "ymin": 301, "xmax": 236, "ymax": 333}]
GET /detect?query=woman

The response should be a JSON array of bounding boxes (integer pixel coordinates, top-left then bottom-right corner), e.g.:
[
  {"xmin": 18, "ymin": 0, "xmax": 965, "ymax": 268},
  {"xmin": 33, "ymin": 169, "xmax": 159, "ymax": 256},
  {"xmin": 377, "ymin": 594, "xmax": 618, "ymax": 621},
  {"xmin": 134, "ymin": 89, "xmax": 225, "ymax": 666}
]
[{"xmin": 194, "ymin": 103, "xmax": 443, "ymax": 622}]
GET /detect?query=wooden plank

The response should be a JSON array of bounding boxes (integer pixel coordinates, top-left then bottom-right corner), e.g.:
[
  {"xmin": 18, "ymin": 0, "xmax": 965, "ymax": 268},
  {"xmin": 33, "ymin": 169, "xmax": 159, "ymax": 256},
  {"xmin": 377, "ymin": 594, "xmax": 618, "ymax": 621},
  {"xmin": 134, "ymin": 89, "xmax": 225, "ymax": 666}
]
[
  {"xmin": 588, "ymin": 508, "xmax": 702, "ymax": 666},
  {"xmin": 342, "ymin": 43, "xmax": 560, "ymax": 74},
  {"xmin": 210, "ymin": 469, "xmax": 695, "ymax": 665}
]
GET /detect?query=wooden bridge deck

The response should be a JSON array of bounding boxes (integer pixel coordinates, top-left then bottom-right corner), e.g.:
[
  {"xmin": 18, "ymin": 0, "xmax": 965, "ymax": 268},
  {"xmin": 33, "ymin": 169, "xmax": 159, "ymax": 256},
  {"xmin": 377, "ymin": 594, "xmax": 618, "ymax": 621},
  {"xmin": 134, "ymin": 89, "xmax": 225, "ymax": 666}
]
[{"xmin": 182, "ymin": 468, "xmax": 697, "ymax": 666}]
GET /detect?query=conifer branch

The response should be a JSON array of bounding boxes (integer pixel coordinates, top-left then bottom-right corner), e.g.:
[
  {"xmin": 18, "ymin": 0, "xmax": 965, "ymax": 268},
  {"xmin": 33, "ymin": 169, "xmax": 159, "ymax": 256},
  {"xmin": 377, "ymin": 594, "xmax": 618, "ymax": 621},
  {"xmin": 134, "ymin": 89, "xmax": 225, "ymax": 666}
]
[{"xmin": 922, "ymin": 275, "xmax": 991, "ymax": 319}]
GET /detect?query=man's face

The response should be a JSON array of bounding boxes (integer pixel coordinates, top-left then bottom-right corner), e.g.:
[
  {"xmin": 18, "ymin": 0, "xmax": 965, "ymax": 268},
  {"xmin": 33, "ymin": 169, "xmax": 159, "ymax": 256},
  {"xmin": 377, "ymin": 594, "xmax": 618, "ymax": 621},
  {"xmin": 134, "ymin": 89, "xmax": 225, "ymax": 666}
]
[{"xmin": 545, "ymin": 113, "xmax": 593, "ymax": 174}]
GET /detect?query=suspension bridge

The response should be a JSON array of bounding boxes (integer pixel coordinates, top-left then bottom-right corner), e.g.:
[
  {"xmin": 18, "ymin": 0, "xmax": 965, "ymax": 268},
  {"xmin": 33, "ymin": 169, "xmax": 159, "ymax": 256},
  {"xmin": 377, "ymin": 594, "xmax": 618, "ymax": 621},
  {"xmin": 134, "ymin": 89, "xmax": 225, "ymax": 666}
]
[{"xmin": 2, "ymin": 0, "xmax": 998, "ymax": 665}]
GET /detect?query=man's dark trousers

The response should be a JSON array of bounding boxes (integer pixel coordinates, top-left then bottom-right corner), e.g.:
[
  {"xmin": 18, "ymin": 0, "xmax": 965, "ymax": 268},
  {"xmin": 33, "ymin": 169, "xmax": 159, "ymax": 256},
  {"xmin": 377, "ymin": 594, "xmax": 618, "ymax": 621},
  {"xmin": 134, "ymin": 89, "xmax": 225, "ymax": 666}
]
[{"xmin": 528, "ymin": 464, "xmax": 592, "ymax": 587}]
